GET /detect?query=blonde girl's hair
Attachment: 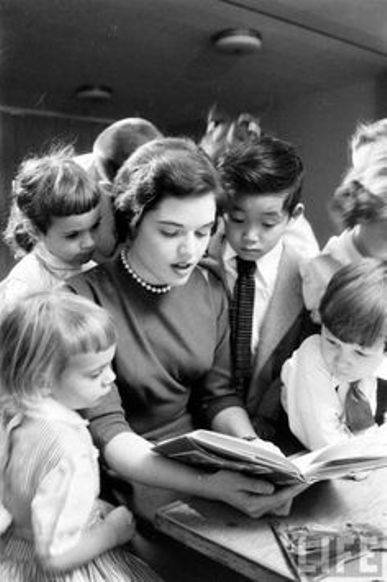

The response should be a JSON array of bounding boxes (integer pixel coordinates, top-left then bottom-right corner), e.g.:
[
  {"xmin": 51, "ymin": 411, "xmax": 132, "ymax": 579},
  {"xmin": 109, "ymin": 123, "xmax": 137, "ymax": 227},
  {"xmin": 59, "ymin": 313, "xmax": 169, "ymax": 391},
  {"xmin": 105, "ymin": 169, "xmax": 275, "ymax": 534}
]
[
  {"xmin": 0, "ymin": 291, "xmax": 116, "ymax": 415},
  {"xmin": 350, "ymin": 118, "xmax": 387, "ymax": 161},
  {"xmin": 330, "ymin": 148, "xmax": 387, "ymax": 228},
  {"xmin": 319, "ymin": 258, "xmax": 387, "ymax": 348},
  {"xmin": 3, "ymin": 145, "xmax": 101, "ymax": 256}
]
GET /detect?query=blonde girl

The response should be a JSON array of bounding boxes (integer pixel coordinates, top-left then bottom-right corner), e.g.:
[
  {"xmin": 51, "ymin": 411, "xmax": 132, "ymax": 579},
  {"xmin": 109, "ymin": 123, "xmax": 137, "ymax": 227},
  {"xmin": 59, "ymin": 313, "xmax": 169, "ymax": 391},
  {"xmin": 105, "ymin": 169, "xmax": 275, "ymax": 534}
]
[{"xmin": 0, "ymin": 292, "xmax": 161, "ymax": 581}]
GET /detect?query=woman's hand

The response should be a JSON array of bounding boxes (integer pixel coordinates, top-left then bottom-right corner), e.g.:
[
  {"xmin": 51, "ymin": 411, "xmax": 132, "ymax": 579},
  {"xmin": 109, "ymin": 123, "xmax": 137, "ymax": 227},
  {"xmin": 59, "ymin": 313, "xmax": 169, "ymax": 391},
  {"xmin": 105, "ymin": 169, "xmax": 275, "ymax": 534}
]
[
  {"xmin": 104, "ymin": 506, "xmax": 136, "ymax": 546},
  {"xmin": 203, "ymin": 470, "xmax": 308, "ymax": 518},
  {"xmin": 268, "ymin": 484, "xmax": 309, "ymax": 516}
]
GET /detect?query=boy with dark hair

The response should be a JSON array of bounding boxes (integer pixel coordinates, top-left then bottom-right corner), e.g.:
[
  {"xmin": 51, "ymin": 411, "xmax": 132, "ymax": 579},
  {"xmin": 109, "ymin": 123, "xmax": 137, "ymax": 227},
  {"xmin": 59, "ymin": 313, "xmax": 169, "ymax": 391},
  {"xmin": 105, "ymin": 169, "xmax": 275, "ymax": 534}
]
[{"xmin": 207, "ymin": 136, "xmax": 314, "ymax": 450}]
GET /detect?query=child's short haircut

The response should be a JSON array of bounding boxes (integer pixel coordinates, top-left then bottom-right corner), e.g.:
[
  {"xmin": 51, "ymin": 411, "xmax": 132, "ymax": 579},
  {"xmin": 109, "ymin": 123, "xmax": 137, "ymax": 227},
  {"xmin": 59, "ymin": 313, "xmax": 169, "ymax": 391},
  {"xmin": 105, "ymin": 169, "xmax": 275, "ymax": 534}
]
[
  {"xmin": 320, "ymin": 259, "xmax": 387, "ymax": 348},
  {"xmin": 215, "ymin": 136, "xmax": 304, "ymax": 215},
  {"xmin": 4, "ymin": 146, "xmax": 101, "ymax": 254},
  {"xmin": 92, "ymin": 117, "xmax": 163, "ymax": 182},
  {"xmin": 0, "ymin": 291, "xmax": 116, "ymax": 412},
  {"xmin": 199, "ymin": 109, "xmax": 262, "ymax": 161}
]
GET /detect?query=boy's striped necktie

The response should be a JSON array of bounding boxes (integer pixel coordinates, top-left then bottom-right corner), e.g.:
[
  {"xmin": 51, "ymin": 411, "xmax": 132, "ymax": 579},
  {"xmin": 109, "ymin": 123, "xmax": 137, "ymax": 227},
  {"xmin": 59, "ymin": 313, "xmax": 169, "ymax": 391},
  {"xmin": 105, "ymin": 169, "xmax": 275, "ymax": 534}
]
[
  {"xmin": 344, "ymin": 380, "xmax": 375, "ymax": 432},
  {"xmin": 230, "ymin": 257, "xmax": 256, "ymax": 397}
]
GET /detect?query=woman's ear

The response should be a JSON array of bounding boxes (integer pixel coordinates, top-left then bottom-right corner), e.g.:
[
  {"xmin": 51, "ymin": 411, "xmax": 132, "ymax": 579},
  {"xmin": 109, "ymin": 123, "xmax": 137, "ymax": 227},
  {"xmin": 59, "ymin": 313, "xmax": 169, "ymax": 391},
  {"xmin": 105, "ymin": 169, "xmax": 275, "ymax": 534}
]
[
  {"xmin": 98, "ymin": 180, "xmax": 113, "ymax": 197},
  {"xmin": 291, "ymin": 202, "xmax": 305, "ymax": 220}
]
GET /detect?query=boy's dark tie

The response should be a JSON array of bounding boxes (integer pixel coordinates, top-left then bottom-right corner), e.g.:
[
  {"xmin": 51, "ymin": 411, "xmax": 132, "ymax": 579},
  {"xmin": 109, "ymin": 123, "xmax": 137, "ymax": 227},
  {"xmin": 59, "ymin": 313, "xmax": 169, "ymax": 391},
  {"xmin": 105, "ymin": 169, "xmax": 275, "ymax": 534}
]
[
  {"xmin": 230, "ymin": 257, "xmax": 256, "ymax": 396},
  {"xmin": 345, "ymin": 380, "xmax": 375, "ymax": 432}
]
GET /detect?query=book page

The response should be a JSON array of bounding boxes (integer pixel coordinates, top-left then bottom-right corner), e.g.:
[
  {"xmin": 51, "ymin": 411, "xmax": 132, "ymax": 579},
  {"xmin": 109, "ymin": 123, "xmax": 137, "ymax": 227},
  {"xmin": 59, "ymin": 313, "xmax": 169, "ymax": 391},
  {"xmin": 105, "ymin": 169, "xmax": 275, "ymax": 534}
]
[
  {"xmin": 190, "ymin": 430, "xmax": 305, "ymax": 481},
  {"xmin": 293, "ymin": 429, "xmax": 387, "ymax": 481},
  {"xmin": 154, "ymin": 430, "xmax": 305, "ymax": 483},
  {"xmin": 155, "ymin": 429, "xmax": 387, "ymax": 484},
  {"xmin": 192, "ymin": 430, "xmax": 290, "ymax": 468}
]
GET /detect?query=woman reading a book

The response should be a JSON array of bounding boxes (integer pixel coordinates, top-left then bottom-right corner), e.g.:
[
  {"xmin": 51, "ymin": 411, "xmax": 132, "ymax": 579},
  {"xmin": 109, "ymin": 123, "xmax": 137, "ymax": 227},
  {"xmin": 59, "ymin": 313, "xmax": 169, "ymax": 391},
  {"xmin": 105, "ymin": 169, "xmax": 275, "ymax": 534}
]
[{"xmin": 67, "ymin": 137, "xmax": 305, "ymax": 521}]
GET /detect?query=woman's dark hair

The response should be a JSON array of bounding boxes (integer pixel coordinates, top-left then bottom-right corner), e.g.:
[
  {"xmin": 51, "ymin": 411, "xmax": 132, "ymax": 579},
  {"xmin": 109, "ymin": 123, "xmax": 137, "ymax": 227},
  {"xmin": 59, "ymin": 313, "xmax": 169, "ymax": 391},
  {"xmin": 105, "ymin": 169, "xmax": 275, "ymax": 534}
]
[{"xmin": 112, "ymin": 137, "xmax": 221, "ymax": 241}]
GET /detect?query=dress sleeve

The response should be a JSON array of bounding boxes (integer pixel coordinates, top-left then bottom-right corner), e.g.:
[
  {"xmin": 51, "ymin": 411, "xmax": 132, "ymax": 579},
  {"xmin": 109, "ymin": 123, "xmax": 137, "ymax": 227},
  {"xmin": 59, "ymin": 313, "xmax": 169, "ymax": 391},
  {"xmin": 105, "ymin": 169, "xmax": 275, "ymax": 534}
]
[
  {"xmin": 82, "ymin": 385, "xmax": 133, "ymax": 450},
  {"xmin": 31, "ymin": 451, "xmax": 96, "ymax": 559},
  {"xmin": 65, "ymin": 271, "xmax": 133, "ymax": 449},
  {"xmin": 196, "ymin": 269, "xmax": 242, "ymax": 424},
  {"xmin": 281, "ymin": 336, "xmax": 352, "ymax": 450}
]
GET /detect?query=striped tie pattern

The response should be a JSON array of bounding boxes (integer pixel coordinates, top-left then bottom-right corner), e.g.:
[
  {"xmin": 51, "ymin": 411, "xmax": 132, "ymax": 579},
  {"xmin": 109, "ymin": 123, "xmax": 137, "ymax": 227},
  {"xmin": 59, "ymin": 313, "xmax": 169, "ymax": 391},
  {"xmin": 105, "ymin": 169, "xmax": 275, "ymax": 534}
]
[
  {"xmin": 230, "ymin": 257, "xmax": 256, "ymax": 396},
  {"xmin": 345, "ymin": 380, "xmax": 375, "ymax": 432}
]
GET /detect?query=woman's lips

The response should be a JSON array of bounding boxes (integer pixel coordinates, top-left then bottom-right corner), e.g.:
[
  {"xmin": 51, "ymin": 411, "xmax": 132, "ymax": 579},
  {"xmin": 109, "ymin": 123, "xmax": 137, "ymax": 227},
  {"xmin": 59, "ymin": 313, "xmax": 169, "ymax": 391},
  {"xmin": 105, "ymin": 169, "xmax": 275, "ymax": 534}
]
[{"xmin": 170, "ymin": 263, "xmax": 194, "ymax": 276}]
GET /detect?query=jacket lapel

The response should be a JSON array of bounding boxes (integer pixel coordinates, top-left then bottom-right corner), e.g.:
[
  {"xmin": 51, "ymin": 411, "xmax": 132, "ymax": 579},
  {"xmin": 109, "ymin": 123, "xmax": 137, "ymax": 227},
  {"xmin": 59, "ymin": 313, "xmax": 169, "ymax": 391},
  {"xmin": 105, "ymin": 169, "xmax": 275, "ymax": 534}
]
[
  {"xmin": 246, "ymin": 245, "xmax": 304, "ymax": 409},
  {"xmin": 207, "ymin": 230, "xmax": 304, "ymax": 412}
]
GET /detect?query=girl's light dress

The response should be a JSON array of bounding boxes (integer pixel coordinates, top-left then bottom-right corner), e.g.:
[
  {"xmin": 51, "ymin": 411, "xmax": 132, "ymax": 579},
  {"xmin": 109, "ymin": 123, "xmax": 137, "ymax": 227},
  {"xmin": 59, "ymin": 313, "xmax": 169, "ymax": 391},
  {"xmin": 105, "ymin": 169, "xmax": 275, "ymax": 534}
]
[
  {"xmin": 0, "ymin": 399, "xmax": 162, "ymax": 582},
  {"xmin": 0, "ymin": 243, "xmax": 96, "ymax": 307}
]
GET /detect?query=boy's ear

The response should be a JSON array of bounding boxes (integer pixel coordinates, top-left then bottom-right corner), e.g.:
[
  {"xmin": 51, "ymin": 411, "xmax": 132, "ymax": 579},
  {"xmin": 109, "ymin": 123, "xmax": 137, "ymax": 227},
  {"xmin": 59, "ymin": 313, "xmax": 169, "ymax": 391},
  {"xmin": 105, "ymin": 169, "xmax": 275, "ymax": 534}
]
[{"xmin": 291, "ymin": 202, "xmax": 304, "ymax": 219}]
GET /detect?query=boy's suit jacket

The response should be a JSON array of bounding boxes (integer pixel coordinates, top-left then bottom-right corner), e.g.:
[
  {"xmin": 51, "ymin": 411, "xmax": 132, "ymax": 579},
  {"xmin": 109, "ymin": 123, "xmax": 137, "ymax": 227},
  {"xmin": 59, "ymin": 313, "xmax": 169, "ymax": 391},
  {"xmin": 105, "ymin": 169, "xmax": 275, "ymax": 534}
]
[{"xmin": 204, "ymin": 222, "xmax": 315, "ymax": 447}]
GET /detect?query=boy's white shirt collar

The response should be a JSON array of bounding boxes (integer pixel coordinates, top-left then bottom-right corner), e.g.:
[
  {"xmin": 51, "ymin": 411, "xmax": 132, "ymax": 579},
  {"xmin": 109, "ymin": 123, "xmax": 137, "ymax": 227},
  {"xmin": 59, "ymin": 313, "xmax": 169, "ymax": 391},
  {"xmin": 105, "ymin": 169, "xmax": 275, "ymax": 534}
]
[
  {"xmin": 315, "ymin": 335, "xmax": 378, "ymax": 409},
  {"xmin": 223, "ymin": 238, "xmax": 283, "ymax": 290}
]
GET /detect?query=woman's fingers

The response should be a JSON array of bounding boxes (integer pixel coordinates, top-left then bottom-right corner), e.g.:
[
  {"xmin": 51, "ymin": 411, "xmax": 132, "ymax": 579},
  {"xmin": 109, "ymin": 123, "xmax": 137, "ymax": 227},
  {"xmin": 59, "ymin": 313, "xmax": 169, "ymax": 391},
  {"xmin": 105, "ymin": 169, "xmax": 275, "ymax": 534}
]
[{"xmin": 212, "ymin": 471, "xmax": 308, "ymax": 518}]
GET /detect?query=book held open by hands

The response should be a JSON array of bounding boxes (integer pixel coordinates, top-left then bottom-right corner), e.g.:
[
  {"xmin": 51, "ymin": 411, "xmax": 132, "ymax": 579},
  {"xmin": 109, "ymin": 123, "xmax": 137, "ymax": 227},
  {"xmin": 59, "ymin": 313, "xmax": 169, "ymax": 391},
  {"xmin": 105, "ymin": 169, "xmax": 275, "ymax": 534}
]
[{"xmin": 153, "ymin": 429, "xmax": 387, "ymax": 485}]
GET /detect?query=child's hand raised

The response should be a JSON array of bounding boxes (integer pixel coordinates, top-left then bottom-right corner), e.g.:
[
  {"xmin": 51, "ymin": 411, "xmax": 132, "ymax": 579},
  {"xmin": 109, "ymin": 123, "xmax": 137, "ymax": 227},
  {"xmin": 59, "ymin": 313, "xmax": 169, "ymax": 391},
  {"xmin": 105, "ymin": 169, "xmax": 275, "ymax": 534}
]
[{"xmin": 104, "ymin": 506, "xmax": 136, "ymax": 546}]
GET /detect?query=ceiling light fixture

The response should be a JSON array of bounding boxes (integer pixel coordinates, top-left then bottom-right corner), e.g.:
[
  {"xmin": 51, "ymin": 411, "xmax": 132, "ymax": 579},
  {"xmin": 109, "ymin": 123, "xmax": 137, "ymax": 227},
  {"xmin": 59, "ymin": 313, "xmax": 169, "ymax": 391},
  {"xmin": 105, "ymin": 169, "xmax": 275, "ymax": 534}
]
[
  {"xmin": 75, "ymin": 85, "xmax": 113, "ymax": 101},
  {"xmin": 212, "ymin": 28, "xmax": 262, "ymax": 54}
]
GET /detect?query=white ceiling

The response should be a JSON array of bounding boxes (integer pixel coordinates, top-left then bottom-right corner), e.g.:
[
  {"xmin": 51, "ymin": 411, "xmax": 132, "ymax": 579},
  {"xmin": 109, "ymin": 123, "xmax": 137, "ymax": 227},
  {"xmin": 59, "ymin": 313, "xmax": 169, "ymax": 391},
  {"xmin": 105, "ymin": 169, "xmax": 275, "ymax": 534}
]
[{"xmin": 1, "ymin": 0, "xmax": 387, "ymax": 133}]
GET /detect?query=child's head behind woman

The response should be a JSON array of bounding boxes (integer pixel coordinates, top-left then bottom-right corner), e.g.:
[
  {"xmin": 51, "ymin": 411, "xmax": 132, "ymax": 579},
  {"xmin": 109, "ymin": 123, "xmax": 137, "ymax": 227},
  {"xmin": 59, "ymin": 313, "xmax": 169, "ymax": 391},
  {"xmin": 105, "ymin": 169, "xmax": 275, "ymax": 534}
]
[
  {"xmin": 330, "ymin": 149, "xmax": 387, "ymax": 230},
  {"xmin": 350, "ymin": 118, "xmax": 387, "ymax": 170},
  {"xmin": 0, "ymin": 292, "xmax": 116, "ymax": 415},
  {"xmin": 4, "ymin": 146, "xmax": 101, "ymax": 265},
  {"xmin": 319, "ymin": 259, "xmax": 387, "ymax": 383}
]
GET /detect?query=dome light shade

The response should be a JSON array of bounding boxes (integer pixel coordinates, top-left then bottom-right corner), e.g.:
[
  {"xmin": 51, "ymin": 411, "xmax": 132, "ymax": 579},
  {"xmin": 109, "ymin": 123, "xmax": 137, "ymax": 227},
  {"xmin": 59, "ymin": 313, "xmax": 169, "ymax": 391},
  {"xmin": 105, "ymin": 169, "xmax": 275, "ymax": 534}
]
[
  {"xmin": 75, "ymin": 85, "xmax": 113, "ymax": 101},
  {"xmin": 212, "ymin": 28, "xmax": 262, "ymax": 54}
]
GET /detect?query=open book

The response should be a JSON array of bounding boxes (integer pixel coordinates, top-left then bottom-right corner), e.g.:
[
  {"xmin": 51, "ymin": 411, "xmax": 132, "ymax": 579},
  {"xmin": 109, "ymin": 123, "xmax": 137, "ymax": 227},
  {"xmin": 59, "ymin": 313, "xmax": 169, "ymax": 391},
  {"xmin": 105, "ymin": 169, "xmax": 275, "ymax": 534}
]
[{"xmin": 153, "ymin": 429, "xmax": 387, "ymax": 485}]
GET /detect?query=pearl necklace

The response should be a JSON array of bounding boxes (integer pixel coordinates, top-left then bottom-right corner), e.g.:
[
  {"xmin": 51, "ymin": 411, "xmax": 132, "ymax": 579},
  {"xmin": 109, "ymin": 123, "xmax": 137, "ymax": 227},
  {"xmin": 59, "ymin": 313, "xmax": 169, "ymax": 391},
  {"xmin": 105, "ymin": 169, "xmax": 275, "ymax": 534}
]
[{"xmin": 120, "ymin": 250, "xmax": 171, "ymax": 295}]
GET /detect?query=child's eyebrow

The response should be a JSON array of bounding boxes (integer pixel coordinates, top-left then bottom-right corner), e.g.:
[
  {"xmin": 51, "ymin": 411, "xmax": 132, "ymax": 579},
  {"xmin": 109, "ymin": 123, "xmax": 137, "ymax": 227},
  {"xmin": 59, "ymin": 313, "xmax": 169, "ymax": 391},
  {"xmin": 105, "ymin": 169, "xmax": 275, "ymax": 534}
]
[{"xmin": 62, "ymin": 229, "xmax": 81, "ymax": 235}]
